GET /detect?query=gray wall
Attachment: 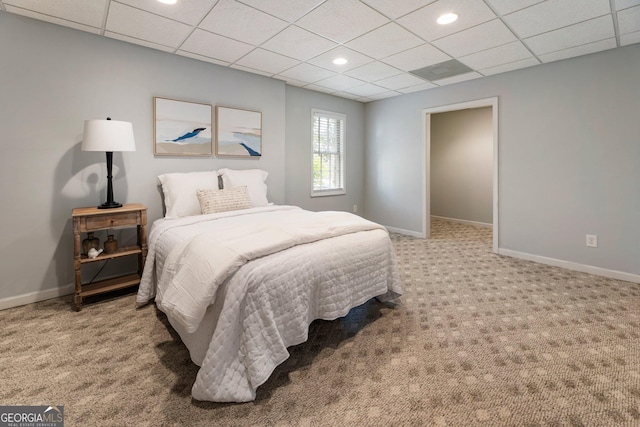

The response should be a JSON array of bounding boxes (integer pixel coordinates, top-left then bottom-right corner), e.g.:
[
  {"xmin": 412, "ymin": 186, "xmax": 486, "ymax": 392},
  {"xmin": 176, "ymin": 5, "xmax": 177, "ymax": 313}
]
[
  {"xmin": 285, "ymin": 85, "xmax": 365, "ymax": 213},
  {"xmin": 2, "ymin": 11, "xmax": 638, "ymax": 306},
  {"xmin": 0, "ymin": 12, "xmax": 360, "ymax": 305},
  {"xmin": 365, "ymin": 44, "xmax": 640, "ymax": 277},
  {"xmin": 430, "ymin": 107, "xmax": 493, "ymax": 224}
]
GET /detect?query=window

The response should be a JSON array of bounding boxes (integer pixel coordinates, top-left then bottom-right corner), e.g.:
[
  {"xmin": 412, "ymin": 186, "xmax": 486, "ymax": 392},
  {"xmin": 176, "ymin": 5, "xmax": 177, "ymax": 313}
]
[{"xmin": 311, "ymin": 109, "xmax": 346, "ymax": 196}]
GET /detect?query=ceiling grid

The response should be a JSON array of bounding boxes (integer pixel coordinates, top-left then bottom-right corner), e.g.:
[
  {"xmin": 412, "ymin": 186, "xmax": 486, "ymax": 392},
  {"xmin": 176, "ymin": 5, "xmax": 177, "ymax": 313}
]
[{"xmin": 0, "ymin": 0, "xmax": 638, "ymax": 102}]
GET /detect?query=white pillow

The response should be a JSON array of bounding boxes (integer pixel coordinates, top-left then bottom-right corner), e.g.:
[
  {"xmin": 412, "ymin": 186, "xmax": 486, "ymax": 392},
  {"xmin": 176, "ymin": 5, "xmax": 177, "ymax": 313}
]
[
  {"xmin": 158, "ymin": 171, "xmax": 218, "ymax": 218},
  {"xmin": 218, "ymin": 168, "xmax": 269, "ymax": 207},
  {"xmin": 196, "ymin": 186, "xmax": 252, "ymax": 214}
]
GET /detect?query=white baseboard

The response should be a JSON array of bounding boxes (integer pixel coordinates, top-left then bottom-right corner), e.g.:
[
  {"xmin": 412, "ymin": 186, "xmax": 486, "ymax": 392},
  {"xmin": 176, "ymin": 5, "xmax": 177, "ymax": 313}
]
[
  {"xmin": 384, "ymin": 225, "xmax": 425, "ymax": 238},
  {"xmin": 498, "ymin": 248, "xmax": 640, "ymax": 284},
  {"xmin": 0, "ymin": 284, "xmax": 74, "ymax": 311},
  {"xmin": 431, "ymin": 215, "xmax": 493, "ymax": 229}
]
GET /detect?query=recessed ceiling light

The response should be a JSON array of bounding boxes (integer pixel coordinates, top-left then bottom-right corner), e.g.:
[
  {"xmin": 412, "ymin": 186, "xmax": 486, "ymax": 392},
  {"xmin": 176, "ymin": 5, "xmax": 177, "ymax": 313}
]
[
  {"xmin": 332, "ymin": 57, "xmax": 348, "ymax": 65},
  {"xmin": 437, "ymin": 13, "xmax": 458, "ymax": 25},
  {"xmin": 157, "ymin": 0, "xmax": 177, "ymax": 4}
]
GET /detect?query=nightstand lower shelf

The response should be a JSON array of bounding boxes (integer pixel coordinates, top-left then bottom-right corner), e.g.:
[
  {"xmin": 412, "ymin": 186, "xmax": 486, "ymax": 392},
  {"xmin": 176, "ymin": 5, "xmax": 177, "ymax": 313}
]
[{"xmin": 80, "ymin": 273, "xmax": 142, "ymax": 297}]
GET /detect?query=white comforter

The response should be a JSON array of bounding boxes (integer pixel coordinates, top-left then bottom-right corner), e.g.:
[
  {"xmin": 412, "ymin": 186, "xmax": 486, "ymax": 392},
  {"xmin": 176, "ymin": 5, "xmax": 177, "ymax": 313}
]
[{"xmin": 137, "ymin": 205, "xmax": 402, "ymax": 402}]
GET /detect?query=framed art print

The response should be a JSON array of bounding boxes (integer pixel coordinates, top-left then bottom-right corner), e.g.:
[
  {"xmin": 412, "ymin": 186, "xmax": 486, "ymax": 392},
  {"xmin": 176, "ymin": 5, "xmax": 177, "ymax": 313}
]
[
  {"xmin": 215, "ymin": 106, "xmax": 262, "ymax": 158},
  {"xmin": 154, "ymin": 97, "xmax": 213, "ymax": 156}
]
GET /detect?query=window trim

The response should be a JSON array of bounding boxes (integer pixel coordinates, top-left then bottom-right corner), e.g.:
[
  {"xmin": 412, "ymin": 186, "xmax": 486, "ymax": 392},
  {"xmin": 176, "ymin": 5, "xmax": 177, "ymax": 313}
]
[{"xmin": 310, "ymin": 108, "xmax": 346, "ymax": 197}]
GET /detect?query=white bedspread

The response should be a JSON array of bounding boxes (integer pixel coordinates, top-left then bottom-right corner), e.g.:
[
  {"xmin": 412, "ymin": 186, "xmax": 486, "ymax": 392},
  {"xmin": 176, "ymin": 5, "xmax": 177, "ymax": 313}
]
[{"xmin": 137, "ymin": 206, "xmax": 402, "ymax": 402}]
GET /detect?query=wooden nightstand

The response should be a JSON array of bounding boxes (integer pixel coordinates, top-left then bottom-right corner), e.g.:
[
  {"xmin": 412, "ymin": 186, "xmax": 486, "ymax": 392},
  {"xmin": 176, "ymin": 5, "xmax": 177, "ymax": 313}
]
[{"xmin": 72, "ymin": 203, "xmax": 147, "ymax": 310}]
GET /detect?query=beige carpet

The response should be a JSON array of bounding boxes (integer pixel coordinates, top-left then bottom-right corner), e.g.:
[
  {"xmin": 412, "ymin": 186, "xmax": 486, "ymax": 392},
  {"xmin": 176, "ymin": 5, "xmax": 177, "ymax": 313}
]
[{"xmin": 1, "ymin": 219, "xmax": 638, "ymax": 426}]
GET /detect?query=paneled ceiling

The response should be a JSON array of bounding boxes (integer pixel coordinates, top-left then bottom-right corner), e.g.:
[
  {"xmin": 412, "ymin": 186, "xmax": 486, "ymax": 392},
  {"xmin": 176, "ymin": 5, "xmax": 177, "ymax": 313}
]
[{"xmin": 2, "ymin": 0, "xmax": 639, "ymax": 102}]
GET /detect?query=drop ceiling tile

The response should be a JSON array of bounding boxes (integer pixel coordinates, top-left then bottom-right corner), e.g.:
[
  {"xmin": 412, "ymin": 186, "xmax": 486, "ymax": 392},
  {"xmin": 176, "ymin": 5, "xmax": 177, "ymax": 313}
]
[
  {"xmin": 276, "ymin": 63, "xmax": 336, "ymax": 83},
  {"xmin": 480, "ymin": 56, "xmax": 539, "ymax": 75},
  {"xmin": 432, "ymin": 71, "xmax": 482, "ymax": 85},
  {"xmin": 180, "ymin": 29, "xmax": 255, "ymax": 63},
  {"xmin": 364, "ymin": 89, "xmax": 396, "ymax": 98},
  {"xmin": 360, "ymin": 0, "xmax": 436, "ymax": 19},
  {"xmin": 618, "ymin": 5, "xmax": 640, "ymax": 34},
  {"xmin": 106, "ymin": 2, "xmax": 193, "ymax": 48},
  {"xmin": 314, "ymin": 74, "xmax": 366, "ymax": 91},
  {"xmin": 343, "ymin": 83, "xmax": 389, "ymax": 97},
  {"xmin": 382, "ymin": 43, "xmax": 451, "ymax": 71},
  {"xmin": 105, "ymin": 31, "xmax": 175, "ymax": 52},
  {"xmin": 369, "ymin": 91, "xmax": 402, "ymax": 100},
  {"xmin": 4, "ymin": 5, "xmax": 102, "ymax": 33},
  {"xmin": 504, "ymin": 0, "xmax": 612, "ymax": 39},
  {"xmin": 200, "ymin": 0, "xmax": 288, "ymax": 45},
  {"xmin": 483, "ymin": 0, "xmax": 544, "ymax": 16},
  {"xmin": 116, "ymin": 0, "xmax": 218, "ymax": 26},
  {"xmin": 3, "ymin": 0, "xmax": 107, "ymax": 28},
  {"xmin": 329, "ymin": 91, "xmax": 362, "ymax": 100},
  {"xmin": 433, "ymin": 19, "xmax": 517, "ymax": 57},
  {"xmin": 295, "ymin": 0, "xmax": 388, "ymax": 43},
  {"xmin": 538, "ymin": 38, "xmax": 617, "ymax": 63},
  {"xmin": 346, "ymin": 22, "xmax": 424, "ymax": 59},
  {"xmin": 459, "ymin": 41, "xmax": 532, "ymax": 69},
  {"xmin": 397, "ymin": 81, "xmax": 438, "ymax": 93},
  {"xmin": 525, "ymin": 15, "xmax": 614, "ymax": 56},
  {"xmin": 345, "ymin": 61, "xmax": 402, "ymax": 81},
  {"xmin": 397, "ymin": 0, "xmax": 497, "ymax": 42},
  {"xmin": 615, "ymin": 0, "xmax": 640, "ymax": 10},
  {"xmin": 234, "ymin": 48, "xmax": 300, "ymax": 75},
  {"xmin": 303, "ymin": 84, "xmax": 337, "ymax": 94},
  {"xmin": 229, "ymin": 64, "xmax": 275, "ymax": 77},
  {"xmin": 261, "ymin": 26, "xmax": 336, "ymax": 61},
  {"xmin": 176, "ymin": 50, "xmax": 230, "ymax": 67},
  {"xmin": 621, "ymin": 30, "xmax": 640, "ymax": 45},
  {"xmin": 236, "ymin": 0, "xmax": 325, "ymax": 22},
  {"xmin": 307, "ymin": 46, "xmax": 375, "ymax": 72},
  {"xmin": 374, "ymin": 73, "xmax": 426, "ymax": 90}
]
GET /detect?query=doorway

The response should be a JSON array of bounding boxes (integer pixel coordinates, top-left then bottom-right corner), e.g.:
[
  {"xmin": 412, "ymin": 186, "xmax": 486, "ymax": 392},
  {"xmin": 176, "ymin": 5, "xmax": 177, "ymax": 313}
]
[{"xmin": 422, "ymin": 97, "xmax": 499, "ymax": 253}]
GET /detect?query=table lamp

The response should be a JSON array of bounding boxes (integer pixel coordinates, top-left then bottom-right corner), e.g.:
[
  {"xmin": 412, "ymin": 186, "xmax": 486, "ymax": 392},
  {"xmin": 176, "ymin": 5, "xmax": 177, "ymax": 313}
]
[{"xmin": 82, "ymin": 117, "xmax": 136, "ymax": 209}]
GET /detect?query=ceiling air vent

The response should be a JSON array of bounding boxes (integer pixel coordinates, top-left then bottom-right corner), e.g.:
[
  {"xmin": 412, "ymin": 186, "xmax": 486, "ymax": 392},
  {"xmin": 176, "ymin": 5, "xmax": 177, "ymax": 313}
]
[{"xmin": 409, "ymin": 59, "xmax": 473, "ymax": 81}]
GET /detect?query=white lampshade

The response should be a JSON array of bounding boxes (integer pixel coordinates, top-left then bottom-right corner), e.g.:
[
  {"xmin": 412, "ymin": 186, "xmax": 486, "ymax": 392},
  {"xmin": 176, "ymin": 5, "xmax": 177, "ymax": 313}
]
[{"xmin": 82, "ymin": 119, "xmax": 136, "ymax": 152}]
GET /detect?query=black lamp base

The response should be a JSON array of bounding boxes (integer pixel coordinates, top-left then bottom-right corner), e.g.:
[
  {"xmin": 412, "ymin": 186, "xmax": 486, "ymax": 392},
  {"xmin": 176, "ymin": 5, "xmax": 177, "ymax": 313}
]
[
  {"xmin": 98, "ymin": 201, "xmax": 123, "ymax": 209},
  {"xmin": 99, "ymin": 151, "xmax": 123, "ymax": 209}
]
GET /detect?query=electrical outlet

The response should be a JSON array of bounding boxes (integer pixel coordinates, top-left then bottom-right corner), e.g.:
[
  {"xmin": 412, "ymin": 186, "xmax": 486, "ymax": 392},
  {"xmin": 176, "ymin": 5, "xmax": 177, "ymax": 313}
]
[
  {"xmin": 353, "ymin": 205, "xmax": 358, "ymax": 213},
  {"xmin": 586, "ymin": 234, "xmax": 598, "ymax": 248}
]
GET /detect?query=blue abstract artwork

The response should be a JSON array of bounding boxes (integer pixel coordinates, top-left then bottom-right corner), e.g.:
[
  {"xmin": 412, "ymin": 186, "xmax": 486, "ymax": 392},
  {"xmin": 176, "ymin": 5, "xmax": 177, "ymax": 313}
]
[
  {"xmin": 154, "ymin": 97, "xmax": 213, "ymax": 156},
  {"xmin": 216, "ymin": 106, "xmax": 262, "ymax": 157}
]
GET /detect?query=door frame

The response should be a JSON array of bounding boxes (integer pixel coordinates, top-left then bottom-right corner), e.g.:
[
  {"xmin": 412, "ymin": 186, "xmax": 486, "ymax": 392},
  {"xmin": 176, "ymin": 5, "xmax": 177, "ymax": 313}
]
[{"xmin": 422, "ymin": 97, "xmax": 499, "ymax": 253}]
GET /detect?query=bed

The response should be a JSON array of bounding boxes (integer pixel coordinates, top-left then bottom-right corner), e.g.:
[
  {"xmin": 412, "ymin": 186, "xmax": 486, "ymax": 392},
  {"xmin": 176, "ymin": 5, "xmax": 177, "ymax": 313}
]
[{"xmin": 136, "ymin": 169, "xmax": 402, "ymax": 402}]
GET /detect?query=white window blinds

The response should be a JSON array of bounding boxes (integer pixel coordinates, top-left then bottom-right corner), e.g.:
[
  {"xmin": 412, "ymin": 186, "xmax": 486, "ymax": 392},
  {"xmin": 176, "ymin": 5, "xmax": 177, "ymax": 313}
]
[{"xmin": 311, "ymin": 109, "xmax": 346, "ymax": 196}]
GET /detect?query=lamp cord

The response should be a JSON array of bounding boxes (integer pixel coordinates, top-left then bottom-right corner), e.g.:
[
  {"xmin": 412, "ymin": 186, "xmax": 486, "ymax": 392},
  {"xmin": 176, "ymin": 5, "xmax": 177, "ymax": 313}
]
[{"xmin": 88, "ymin": 260, "xmax": 109, "ymax": 284}]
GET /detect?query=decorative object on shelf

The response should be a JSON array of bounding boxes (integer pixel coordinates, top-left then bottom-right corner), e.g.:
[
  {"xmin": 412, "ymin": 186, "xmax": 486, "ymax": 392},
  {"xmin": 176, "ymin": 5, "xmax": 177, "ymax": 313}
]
[
  {"xmin": 216, "ymin": 106, "xmax": 262, "ymax": 158},
  {"xmin": 87, "ymin": 248, "xmax": 103, "ymax": 259},
  {"xmin": 82, "ymin": 117, "xmax": 136, "ymax": 209},
  {"xmin": 82, "ymin": 232, "xmax": 100, "ymax": 256},
  {"xmin": 154, "ymin": 97, "xmax": 213, "ymax": 156},
  {"xmin": 104, "ymin": 235, "xmax": 118, "ymax": 254}
]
